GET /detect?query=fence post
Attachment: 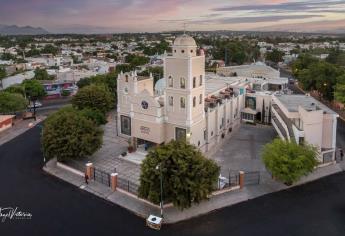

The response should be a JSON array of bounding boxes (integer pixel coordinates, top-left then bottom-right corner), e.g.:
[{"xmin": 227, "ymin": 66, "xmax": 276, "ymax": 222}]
[
  {"xmin": 239, "ymin": 171, "xmax": 244, "ymax": 189},
  {"xmin": 228, "ymin": 168, "xmax": 231, "ymax": 186},
  {"xmin": 86, "ymin": 162, "xmax": 93, "ymax": 180},
  {"xmin": 258, "ymin": 172, "xmax": 261, "ymax": 184},
  {"xmin": 111, "ymin": 173, "xmax": 118, "ymax": 191}
]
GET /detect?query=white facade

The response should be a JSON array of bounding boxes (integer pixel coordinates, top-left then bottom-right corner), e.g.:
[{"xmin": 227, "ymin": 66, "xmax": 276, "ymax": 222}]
[
  {"xmin": 271, "ymin": 94, "xmax": 338, "ymax": 162},
  {"xmin": 117, "ymin": 35, "xmax": 245, "ymax": 152},
  {"xmin": 216, "ymin": 62, "xmax": 280, "ymax": 80}
]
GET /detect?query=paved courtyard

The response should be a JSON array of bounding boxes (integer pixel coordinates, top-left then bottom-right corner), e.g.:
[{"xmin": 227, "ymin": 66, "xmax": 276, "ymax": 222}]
[
  {"xmin": 212, "ymin": 124, "xmax": 277, "ymax": 180},
  {"xmin": 69, "ymin": 115, "xmax": 279, "ymax": 187},
  {"xmin": 68, "ymin": 111, "xmax": 141, "ymax": 185}
]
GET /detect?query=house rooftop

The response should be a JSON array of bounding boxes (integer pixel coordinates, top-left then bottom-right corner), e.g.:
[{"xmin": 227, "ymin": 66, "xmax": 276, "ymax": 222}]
[{"xmin": 275, "ymin": 94, "xmax": 338, "ymax": 115}]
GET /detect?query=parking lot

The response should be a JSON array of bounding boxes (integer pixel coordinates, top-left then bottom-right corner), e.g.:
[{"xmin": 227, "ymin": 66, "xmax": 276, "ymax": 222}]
[{"xmin": 212, "ymin": 124, "xmax": 277, "ymax": 177}]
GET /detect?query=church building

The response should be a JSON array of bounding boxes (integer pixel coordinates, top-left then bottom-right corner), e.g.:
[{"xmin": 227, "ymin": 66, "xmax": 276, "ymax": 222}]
[{"xmin": 117, "ymin": 34, "xmax": 245, "ymax": 152}]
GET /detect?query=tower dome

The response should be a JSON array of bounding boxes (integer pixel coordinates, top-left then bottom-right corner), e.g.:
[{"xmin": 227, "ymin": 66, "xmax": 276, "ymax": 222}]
[
  {"xmin": 173, "ymin": 34, "xmax": 196, "ymax": 47},
  {"xmin": 154, "ymin": 78, "xmax": 166, "ymax": 96}
]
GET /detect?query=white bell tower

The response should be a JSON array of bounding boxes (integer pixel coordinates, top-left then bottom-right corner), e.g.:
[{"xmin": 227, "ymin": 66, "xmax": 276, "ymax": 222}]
[{"xmin": 164, "ymin": 34, "xmax": 206, "ymax": 146}]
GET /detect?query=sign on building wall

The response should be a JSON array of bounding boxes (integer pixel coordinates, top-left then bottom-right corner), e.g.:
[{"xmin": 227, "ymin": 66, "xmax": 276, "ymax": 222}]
[{"xmin": 140, "ymin": 126, "xmax": 150, "ymax": 135}]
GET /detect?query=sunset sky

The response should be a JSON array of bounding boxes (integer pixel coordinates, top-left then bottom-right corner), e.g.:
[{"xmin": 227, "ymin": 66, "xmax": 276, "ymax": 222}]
[{"xmin": 1, "ymin": 0, "xmax": 345, "ymax": 33}]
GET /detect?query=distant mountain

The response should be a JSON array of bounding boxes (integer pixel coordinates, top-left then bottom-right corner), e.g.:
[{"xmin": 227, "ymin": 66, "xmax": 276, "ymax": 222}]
[{"xmin": 0, "ymin": 25, "xmax": 49, "ymax": 35}]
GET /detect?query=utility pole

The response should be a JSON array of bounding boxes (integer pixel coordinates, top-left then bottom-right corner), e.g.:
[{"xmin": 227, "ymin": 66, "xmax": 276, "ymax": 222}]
[{"xmin": 156, "ymin": 164, "xmax": 164, "ymax": 218}]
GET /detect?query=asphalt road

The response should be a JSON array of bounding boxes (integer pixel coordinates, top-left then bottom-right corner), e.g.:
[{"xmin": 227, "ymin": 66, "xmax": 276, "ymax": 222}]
[{"xmin": 1, "ymin": 126, "xmax": 345, "ymax": 235}]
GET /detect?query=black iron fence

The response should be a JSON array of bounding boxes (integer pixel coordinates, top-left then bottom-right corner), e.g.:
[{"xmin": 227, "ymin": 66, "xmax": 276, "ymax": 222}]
[
  {"xmin": 244, "ymin": 171, "xmax": 261, "ymax": 186},
  {"xmin": 93, "ymin": 168, "xmax": 111, "ymax": 187},
  {"xmin": 322, "ymin": 154, "xmax": 334, "ymax": 164},
  {"xmin": 117, "ymin": 176, "xmax": 139, "ymax": 195},
  {"xmin": 216, "ymin": 173, "xmax": 239, "ymax": 190},
  {"xmin": 216, "ymin": 169, "xmax": 261, "ymax": 190}
]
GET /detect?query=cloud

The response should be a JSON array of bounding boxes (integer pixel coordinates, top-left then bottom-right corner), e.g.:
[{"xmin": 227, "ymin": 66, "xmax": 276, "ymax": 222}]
[
  {"xmin": 0, "ymin": 0, "xmax": 343, "ymax": 33},
  {"xmin": 213, "ymin": 1, "xmax": 345, "ymax": 13},
  {"xmin": 192, "ymin": 14, "xmax": 324, "ymax": 24},
  {"xmin": 222, "ymin": 14, "xmax": 324, "ymax": 23},
  {"xmin": 253, "ymin": 18, "xmax": 345, "ymax": 32}
]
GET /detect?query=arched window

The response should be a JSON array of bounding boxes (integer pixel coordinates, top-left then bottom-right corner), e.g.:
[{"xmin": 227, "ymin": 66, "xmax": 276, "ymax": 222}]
[
  {"xmin": 193, "ymin": 77, "xmax": 196, "ymax": 88},
  {"xmin": 168, "ymin": 76, "xmax": 173, "ymax": 87},
  {"xmin": 199, "ymin": 75, "xmax": 203, "ymax": 86},
  {"xmin": 180, "ymin": 97, "xmax": 186, "ymax": 109},
  {"xmin": 193, "ymin": 96, "xmax": 196, "ymax": 107},
  {"xmin": 199, "ymin": 94, "xmax": 203, "ymax": 104},
  {"xmin": 180, "ymin": 77, "xmax": 186, "ymax": 89},
  {"xmin": 169, "ymin": 96, "xmax": 174, "ymax": 106},
  {"xmin": 125, "ymin": 75, "xmax": 129, "ymax": 82},
  {"xmin": 181, "ymin": 50, "xmax": 185, "ymax": 53}
]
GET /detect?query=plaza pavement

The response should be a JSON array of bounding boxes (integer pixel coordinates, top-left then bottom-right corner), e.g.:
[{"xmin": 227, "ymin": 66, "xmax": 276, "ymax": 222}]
[{"xmin": 66, "ymin": 111, "xmax": 141, "ymax": 185}]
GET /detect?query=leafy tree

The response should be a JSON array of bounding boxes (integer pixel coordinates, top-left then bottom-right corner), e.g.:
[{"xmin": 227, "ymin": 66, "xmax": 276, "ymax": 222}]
[
  {"xmin": 72, "ymin": 84, "xmax": 114, "ymax": 114},
  {"xmin": 335, "ymin": 74, "xmax": 345, "ymax": 104},
  {"xmin": 42, "ymin": 107, "xmax": 103, "ymax": 161},
  {"xmin": 41, "ymin": 44, "xmax": 59, "ymax": 55},
  {"xmin": 224, "ymin": 42, "xmax": 246, "ymax": 65},
  {"xmin": 138, "ymin": 140, "xmax": 220, "ymax": 210},
  {"xmin": 0, "ymin": 92, "xmax": 27, "ymax": 114},
  {"xmin": 77, "ymin": 72, "xmax": 117, "ymax": 99},
  {"xmin": 79, "ymin": 108, "xmax": 107, "ymax": 126},
  {"xmin": 292, "ymin": 53, "xmax": 318, "ymax": 76},
  {"xmin": 22, "ymin": 79, "xmax": 46, "ymax": 116},
  {"xmin": 34, "ymin": 68, "xmax": 51, "ymax": 80},
  {"xmin": 26, "ymin": 48, "xmax": 41, "ymax": 57},
  {"xmin": 292, "ymin": 53, "xmax": 344, "ymax": 101},
  {"xmin": 1, "ymin": 53, "xmax": 16, "ymax": 61},
  {"xmin": 295, "ymin": 61, "xmax": 342, "ymax": 100},
  {"xmin": 326, "ymin": 48, "xmax": 345, "ymax": 66},
  {"xmin": 212, "ymin": 40, "xmax": 259, "ymax": 65},
  {"xmin": 137, "ymin": 66, "xmax": 163, "ymax": 84},
  {"xmin": 61, "ymin": 90, "xmax": 71, "ymax": 97},
  {"xmin": 0, "ymin": 66, "xmax": 6, "ymax": 79},
  {"xmin": 76, "ymin": 77, "xmax": 92, "ymax": 89},
  {"xmin": 125, "ymin": 54, "xmax": 149, "ymax": 67},
  {"xmin": 141, "ymin": 40, "xmax": 170, "ymax": 56},
  {"xmin": 262, "ymin": 139, "xmax": 318, "ymax": 185},
  {"xmin": 266, "ymin": 49, "xmax": 285, "ymax": 63},
  {"xmin": 106, "ymin": 53, "xmax": 118, "ymax": 60},
  {"xmin": 115, "ymin": 64, "xmax": 133, "ymax": 73},
  {"xmin": 4, "ymin": 84, "xmax": 25, "ymax": 97}
]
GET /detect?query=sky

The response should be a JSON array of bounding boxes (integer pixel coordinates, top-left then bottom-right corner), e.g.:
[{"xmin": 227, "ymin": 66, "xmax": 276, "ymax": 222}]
[{"xmin": 0, "ymin": 0, "xmax": 345, "ymax": 33}]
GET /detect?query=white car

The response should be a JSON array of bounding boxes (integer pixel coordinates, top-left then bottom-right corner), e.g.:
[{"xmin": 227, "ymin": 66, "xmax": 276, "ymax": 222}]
[{"xmin": 28, "ymin": 101, "xmax": 43, "ymax": 109}]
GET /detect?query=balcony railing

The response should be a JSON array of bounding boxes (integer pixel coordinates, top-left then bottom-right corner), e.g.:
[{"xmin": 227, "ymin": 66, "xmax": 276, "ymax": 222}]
[{"xmin": 272, "ymin": 104, "xmax": 295, "ymax": 141}]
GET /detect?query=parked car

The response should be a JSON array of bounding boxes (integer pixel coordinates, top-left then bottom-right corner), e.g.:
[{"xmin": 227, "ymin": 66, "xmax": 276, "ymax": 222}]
[{"xmin": 28, "ymin": 101, "xmax": 42, "ymax": 109}]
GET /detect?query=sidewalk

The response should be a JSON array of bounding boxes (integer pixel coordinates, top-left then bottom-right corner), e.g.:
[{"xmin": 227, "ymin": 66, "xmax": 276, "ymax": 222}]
[
  {"xmin": 0, "ymin": 115, "xmax": 46, "ymax": 146},
  {"xmin": 43, "ymin": 159, "xmax": 345, "ymax": 224}
]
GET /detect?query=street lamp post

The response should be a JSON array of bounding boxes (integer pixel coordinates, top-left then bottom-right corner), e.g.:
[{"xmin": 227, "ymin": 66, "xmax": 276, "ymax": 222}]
[{"xmin": 156, "ymin": 164, "xmax": 163, "ymax": 218}]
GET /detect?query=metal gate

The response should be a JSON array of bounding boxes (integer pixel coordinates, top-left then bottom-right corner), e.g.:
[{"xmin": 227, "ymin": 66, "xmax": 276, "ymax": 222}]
[
  {"xmin": 244, "ymin": 171, "xmax": 260, "ymax": 186},
  {"xmin": 93, "ymin": 168, "xmax": 111, "ymax": 187},
  {"xmin": 117, "ymin": 176, "xmax": 139, "ymax": 195}
]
